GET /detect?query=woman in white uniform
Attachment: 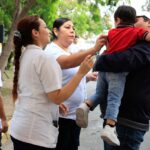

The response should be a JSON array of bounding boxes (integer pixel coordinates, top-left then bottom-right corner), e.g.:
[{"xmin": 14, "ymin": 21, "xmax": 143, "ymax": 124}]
[
  {"xmin": 10, "ymin": 15, "xmax": 93, "ymax": 150},
  {"xmin": 45, "ymin": 18, "xmax": 105, "ymax": 150}
]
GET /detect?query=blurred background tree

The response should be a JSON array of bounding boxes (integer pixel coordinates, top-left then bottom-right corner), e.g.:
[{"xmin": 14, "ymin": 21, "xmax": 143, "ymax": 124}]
[
  {"xmin": 142, "ymin": 0, "xmax": 150, "ymax": 11},
  {"xmin": 0, "ymin": 0, "xmax": 131, "ymax": 72}
]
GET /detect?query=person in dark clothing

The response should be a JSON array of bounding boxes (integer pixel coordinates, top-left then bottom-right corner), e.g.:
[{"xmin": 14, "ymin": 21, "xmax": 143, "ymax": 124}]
[
  {"xmin": 93, "ymin": 15, "xmax": 150, "ymax": 150},
  {"xmin": 76, "ymin": 6, "xmax": 150, "ymax": 146}
]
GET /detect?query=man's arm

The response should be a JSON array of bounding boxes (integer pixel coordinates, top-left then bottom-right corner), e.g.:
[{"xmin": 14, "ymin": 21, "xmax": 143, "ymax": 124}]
[{"xmin": 94, "ymin": 41, "xmax": 150, "ymax": 72}]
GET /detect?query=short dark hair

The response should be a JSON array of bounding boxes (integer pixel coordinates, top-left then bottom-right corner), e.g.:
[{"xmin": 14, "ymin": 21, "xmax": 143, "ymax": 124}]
[
  {"xmin": 114, "ymin": 5, "xmax": 136, "ymax": 24},
  {"xmin": 136, "ymin": 15, "xmax": 150, "ymax": 22},
  {"xmin": 52, "ymin": 18, "xmax": 71, "ymax": 39}
]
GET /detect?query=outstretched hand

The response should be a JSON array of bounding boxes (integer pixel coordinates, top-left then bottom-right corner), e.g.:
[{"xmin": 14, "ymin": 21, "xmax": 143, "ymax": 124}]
[
  {"xmin": 94, "ymin": 34, "xmax": 108, "ymax": 52},
  {"xmin": 78, "ymin": 55, "xmax": 94, "ymax": 76}
]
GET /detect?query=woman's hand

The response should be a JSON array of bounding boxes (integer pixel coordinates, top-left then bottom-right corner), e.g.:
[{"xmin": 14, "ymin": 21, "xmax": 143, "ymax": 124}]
[
  {"xmin": 78, "ymin": 55, "xmax": 94, "ymax": 76},
  {"xmin": 93, "ymin": 35, "xmax": 108, "ymax": 52},
  {"xmin": 59, "ymin": 103, "xmax": 69, "ymax": 116}
]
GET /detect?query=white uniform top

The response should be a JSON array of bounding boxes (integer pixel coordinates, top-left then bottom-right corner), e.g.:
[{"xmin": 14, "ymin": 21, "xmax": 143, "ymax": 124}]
[
  {"xmin": 45, "ymin": 42, "xmax": 87, "ymax": 120},
  {"xmin": 10, "ymin": 45, "xmax": 62, "ymax": 148},
  {"xmin": 69, "ymin": 43, "xmax": 81, "ymax": 53}
]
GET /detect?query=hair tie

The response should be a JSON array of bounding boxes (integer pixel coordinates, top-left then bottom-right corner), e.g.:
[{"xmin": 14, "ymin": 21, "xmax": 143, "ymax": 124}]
[{"xmin": 14, "ymin": 31, "xmax": 22, "ymax": 39}]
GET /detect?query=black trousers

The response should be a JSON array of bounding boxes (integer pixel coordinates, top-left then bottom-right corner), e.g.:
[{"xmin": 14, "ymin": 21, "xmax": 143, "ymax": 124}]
[
  {"xmin": 55, "ymin": 118, "xmax": 81, "ymax": 150},
  {"xmin": 11, "ymin": 136, "xmax": 55, "ymax": 150}
]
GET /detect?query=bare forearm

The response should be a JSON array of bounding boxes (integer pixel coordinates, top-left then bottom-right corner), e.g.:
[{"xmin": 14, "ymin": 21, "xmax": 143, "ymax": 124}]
[
  {"xmin": 56, "ymin": 73, "xmax": 84, "ymax": 103},
  {"xmin": 58, "ymin": 47, "xmax": 101, "ymax": 69},
  {"xmin": 48, "ymin": 55, "xmax": 93, "ymax": 104},
  {"xmin": 48, "ymin": 73, "xmax": 84, "ymax": 104}
]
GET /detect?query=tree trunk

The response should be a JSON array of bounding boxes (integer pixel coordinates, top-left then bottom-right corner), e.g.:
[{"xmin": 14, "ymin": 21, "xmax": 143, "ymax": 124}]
[
  {"xmin": 0, "ymin": 0, "xmax": 36, "ymax": 73},
  {"xmin": 0, "ymin": 30, "xmax": 14, "ymax": 72}
]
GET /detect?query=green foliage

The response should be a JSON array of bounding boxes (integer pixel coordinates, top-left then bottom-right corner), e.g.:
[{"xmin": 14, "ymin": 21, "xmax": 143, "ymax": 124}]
[
  {"xmin": 56, "ymin": 0, "xmax": 105, "ymax": 37},
  {"xmin": 0, "ymin": 0, "xmax": 131, "ymax": 71},
  {"xmin": 0, "ymin": 0, "xmax": 60, "ymax": 40},
  {"xmin": 56, "ymin": 0, "xmax": 132, "ymax": 37},
  {"xmin": 29, "ymin": 0, "xmax": 60, "ymax": 29},
  {"xmin": 0, "ymin": 0, "xmax": 15, "ymax": 34},
  {"xmin": 0, "ymin": 0, "xmax": 129, "ymax": 40}
]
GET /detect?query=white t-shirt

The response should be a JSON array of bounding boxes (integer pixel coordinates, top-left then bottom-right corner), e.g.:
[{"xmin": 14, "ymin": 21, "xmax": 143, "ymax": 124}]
[
  {"xmin": 45, "ymin": 42, "xmax": 87, "ymax": 120},
  {"xmin": 10, "ymin": 45, "xmax": 62, "ymax": 148},
  {"xmin": 69, "ymin": 43, "xmax": 81, "ymax": 53}
]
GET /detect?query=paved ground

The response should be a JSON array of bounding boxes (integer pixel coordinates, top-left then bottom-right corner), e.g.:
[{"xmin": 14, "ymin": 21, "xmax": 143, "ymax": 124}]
[
  {"xmin": 79, "ymin": 107, "xmax": 103, "ymax": 150},
  {"xmin": 2, "ymin": 82, "xmax": 150, "ymax": 150},
  {"xmin": 80, "ymin": 82, "xmax": 150, "ymax": 150}
]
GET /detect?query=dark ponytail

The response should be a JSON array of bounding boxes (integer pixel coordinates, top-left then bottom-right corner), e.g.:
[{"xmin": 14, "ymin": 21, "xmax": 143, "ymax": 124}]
[
  {"xmin": 12, "ymin": 31, "xmax": 22, "ymax": 101},
  {"xmin": 12, "ymin": 15, "xmax": 40, "ymax": 102}
]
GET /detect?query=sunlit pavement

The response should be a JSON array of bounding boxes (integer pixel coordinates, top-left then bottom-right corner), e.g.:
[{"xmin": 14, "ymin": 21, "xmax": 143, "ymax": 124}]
[{"xmin": 2, "ymin": 82, "xmax": 150, "ymax": 150}]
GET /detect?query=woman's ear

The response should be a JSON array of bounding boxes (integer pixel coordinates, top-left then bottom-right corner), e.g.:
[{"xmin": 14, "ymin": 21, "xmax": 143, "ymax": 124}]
[
  {"xmin": 32, "ymin": 29, "xmax": 39, "ymax": 39},
  {"xmin": 53, "ymin": 28, "xmax": 58, "ymax": 37}
]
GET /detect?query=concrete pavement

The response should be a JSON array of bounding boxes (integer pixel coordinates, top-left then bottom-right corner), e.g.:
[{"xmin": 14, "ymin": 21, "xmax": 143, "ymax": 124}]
[
  {"xmin": 80, "ymin": 82, "xmax": 150, "ymax": 150},
  {"xmin": 2, "ymin": 82, "xmax": 150, "ymax": 150}
]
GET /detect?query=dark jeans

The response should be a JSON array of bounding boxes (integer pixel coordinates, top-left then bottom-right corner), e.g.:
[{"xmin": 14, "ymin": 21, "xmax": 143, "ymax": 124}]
[
  {"xmin": 104, "ymin": 124, "xmax": 146, "ymax": 150},
  {"xmin": 11, "ymin": 136, "xmax": 55, "ymax": 150},
  {"xmin": 55, "ymin": 118, "xmax": 81, "ymax": 150}
]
